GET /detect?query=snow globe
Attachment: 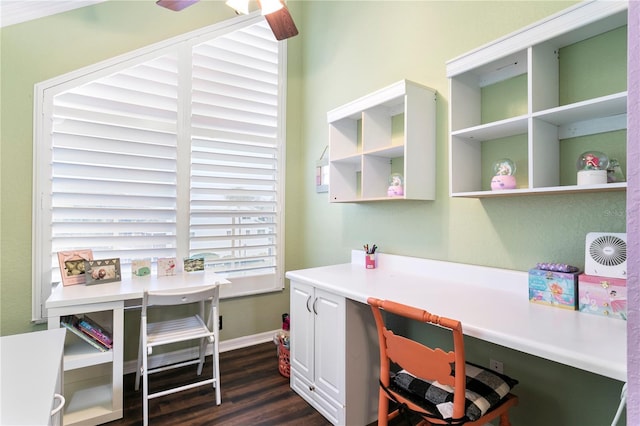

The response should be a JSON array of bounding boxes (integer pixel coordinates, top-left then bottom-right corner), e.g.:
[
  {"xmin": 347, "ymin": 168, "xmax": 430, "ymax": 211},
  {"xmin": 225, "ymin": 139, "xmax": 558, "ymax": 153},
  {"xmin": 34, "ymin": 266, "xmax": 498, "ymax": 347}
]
[
  {"xmin": 387, "ymin": 173, "xmax": 404, "ymax": 197},
  {"xmin": 490, "ymin": 158, "xmax": 517, "ymax": 190},
  {"xmin": 576, "ymin": 151, "xmax": 609, "ymax": 185}
]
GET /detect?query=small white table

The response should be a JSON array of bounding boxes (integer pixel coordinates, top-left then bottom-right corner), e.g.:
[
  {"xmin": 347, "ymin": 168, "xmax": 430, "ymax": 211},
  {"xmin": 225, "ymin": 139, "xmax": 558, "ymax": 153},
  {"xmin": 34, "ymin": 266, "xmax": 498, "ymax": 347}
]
[
  {"xmin": 1, "ymin": 328, "xmax": 66, "ymax": 426},
  {"xmin": 46, "ymin": 271, "xmax": 229, "ymax": 426}
]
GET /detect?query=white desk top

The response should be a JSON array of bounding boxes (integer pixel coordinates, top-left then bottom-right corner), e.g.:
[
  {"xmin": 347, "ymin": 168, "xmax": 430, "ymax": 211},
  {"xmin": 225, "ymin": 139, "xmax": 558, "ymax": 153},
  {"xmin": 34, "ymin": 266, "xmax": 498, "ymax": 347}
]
[
  {"xmin": 285, "ymin": 251, "xmax": 626, "ymax": 382},
  {"xmin": 1, "ymin": 328, "xmax": 66, "ymax": 425},
  {"xmin": 46, "ymin": 271, "xmax": 230, "ymax": 309}
]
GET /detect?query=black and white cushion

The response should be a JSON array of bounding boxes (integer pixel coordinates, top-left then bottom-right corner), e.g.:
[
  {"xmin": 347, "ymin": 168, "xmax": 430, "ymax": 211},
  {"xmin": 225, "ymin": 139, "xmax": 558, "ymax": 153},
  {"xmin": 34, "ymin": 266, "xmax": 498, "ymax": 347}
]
[{"xmin": 391, "ymin": 363, "xmax": 518, "ymax": 422}]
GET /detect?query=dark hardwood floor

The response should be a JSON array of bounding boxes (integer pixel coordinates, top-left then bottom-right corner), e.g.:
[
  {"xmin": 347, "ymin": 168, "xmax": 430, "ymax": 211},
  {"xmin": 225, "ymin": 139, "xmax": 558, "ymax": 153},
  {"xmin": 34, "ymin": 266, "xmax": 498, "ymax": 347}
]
[{"xmin": 105, "ymin": 342, "xmax": 331, "ymax": 426}]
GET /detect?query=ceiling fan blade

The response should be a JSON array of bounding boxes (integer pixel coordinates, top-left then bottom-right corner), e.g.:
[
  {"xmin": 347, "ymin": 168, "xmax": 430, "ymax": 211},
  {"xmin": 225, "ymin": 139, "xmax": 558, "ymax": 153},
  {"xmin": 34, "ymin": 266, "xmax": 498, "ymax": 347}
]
[
  {"xmin": 261, "ymin": 1, "xmax": 298, "ymax": 40},
  {"xmin": 156, "ymin": 0, "xmax": 199, "ymax": 12}
]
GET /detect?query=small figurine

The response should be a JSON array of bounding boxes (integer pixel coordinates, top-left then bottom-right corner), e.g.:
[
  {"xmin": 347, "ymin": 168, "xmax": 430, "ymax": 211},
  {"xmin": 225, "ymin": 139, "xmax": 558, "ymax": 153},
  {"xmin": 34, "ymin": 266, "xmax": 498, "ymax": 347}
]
[
  {"xmin": 576, "ymin": 151, "xmax": 609, "ymax": 185},
  {"xmin": 387, "ymin": 173, "xmax": 404, "ymax": 197},
  {"xmin": 490, "ymin": 158, "xmax": 517, "ymax": 190}
]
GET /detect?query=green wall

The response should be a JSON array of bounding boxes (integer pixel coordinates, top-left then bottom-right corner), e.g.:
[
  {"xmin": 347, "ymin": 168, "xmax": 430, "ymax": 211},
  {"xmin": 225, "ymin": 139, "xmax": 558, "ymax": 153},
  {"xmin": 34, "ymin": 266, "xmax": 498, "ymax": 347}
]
[
  {"xmin": 0, "ymin": 1, "xmax": 627, "ymax": 425},
  {"xmin": 292, "ymin": 2, "xmax": 626, "ymax": 426}
]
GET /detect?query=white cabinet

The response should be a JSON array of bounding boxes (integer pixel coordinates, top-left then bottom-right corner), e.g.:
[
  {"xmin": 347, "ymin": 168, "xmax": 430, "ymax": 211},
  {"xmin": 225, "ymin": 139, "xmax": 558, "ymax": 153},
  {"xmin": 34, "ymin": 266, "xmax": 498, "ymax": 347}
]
[
  {"xmin": 48, "ymin": 302, "xmax": 124, "ymax": 426},
  {"xmin": 327, "ymin": 79, "xmax": 437, "ymax": 202},
  {"xmin": 447, "ymin": 1, "xmax": 628, "ymax": 197},
  {"xmin": 289, "ymin": 280, "xmax": 378, "ymax": 425},
  {"xmin": 0, "ymin": 329, "xmax": 66, "ymax": 426}
]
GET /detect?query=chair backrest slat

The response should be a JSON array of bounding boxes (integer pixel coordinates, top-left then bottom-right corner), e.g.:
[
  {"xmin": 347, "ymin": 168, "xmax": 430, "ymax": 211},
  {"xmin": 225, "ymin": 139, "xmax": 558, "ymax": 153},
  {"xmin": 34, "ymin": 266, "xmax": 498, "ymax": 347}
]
[
  {"xmin": 142, "ymin": 285, "xmax": 218, "ymax": 318},
  {"xmin": 144, "ymin": 285, "xmax": 217, "ymax": 307}
]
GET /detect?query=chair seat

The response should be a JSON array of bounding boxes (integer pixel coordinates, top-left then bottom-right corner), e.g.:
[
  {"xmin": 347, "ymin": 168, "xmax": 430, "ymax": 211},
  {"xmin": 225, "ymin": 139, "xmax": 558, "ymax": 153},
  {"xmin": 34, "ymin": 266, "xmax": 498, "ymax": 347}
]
[
  {"xmin": 147, "ymin": 315, "xmax": 212, "ymax": 347},
  {"xmin": 392, "ymin": 363, "xmax": 518, "ymax": 422}
]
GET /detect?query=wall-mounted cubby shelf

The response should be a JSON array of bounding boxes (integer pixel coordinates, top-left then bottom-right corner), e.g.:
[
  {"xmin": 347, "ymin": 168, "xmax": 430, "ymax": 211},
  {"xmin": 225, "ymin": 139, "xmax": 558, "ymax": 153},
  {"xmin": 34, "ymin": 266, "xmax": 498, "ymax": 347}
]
[
  {"xmin": 447, "ymin": 1, "xmax": 628, "ymax": 198},
  {"xmin": 327, "ymin": 79, "xmax": 437, "ymax": 202}
]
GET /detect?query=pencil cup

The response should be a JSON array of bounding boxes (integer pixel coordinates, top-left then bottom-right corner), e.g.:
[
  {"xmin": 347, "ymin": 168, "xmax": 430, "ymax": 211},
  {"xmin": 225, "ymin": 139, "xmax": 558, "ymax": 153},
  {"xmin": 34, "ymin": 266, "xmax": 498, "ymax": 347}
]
[{"xmin": 365, "ymin": 253, "xmax": 377, "ymax": 269}]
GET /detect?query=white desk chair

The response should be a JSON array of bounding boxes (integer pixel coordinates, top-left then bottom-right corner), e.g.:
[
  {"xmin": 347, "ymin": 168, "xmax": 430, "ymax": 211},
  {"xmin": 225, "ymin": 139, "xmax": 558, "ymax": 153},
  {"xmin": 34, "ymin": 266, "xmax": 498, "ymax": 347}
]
[{"xmin": 135, "ymin": 285, "xmax": 221, "ymax": 425}]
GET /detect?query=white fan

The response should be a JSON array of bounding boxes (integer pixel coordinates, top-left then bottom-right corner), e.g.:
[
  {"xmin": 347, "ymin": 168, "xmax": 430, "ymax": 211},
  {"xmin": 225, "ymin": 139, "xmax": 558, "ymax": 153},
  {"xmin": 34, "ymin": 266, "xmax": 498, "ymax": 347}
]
[{"xmin": 585, "ymin": 232, "xmax": 627, "ymax": 279}]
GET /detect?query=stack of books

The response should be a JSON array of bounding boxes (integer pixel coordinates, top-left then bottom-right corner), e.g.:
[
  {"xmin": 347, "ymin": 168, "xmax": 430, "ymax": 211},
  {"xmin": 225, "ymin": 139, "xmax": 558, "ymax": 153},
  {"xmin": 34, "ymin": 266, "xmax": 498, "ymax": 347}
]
[{"xmin": 61, "ymin": 314, "xmax": 113, "ymax": 352}]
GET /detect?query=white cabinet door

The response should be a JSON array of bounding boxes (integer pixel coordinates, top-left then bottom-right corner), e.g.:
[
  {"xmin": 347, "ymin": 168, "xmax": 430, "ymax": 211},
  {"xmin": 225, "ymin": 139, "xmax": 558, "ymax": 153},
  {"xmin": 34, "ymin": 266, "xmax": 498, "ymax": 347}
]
[
  {"xmin": 290, "ymin": 281, "xmax": 314, "ymax": 383},
  {"xmin": 290, "ymin": 281, "xmax": 347, "ymax": 424},
  {"xmin": 313, "ymin": 289, "xmax": 345, "ymax": 407}
]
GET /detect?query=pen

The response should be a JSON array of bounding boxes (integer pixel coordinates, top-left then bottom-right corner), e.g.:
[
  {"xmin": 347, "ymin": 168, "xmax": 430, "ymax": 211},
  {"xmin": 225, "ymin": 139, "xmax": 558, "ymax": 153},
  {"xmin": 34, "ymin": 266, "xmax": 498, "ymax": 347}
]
[{"xmin": 364, "ymin": 244, "xmax": 377, "ymax": 254}]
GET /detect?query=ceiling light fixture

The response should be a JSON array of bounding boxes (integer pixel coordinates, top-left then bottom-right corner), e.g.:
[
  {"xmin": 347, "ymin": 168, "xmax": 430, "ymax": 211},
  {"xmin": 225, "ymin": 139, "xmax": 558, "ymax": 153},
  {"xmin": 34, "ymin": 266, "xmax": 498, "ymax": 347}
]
[
  {"xmin": 258, "ymin": 0, "xmax": 283, "ymax": 15},
  {"xmin": 225, "ymin": 0, "xmax": 250, "ymax": 15},
  {"xmin": 257, "ymin": 0, "xmax": 298, "ymax": 40}
]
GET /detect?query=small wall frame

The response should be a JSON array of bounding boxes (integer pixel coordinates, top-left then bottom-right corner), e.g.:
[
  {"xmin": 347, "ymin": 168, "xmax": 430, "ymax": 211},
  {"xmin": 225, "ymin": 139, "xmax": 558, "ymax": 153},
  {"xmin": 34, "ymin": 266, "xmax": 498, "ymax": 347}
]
[{"xmin": 316, "ymin": 146, "xmax": 329, "ymax": 193}]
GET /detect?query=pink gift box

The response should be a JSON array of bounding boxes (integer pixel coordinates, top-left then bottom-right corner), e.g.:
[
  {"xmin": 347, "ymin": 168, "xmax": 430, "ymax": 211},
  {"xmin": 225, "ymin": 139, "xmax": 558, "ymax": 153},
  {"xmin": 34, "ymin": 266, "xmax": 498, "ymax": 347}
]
[{"xmin": 578, "ymin": 274, "xmax": 627, "ymax": 320}]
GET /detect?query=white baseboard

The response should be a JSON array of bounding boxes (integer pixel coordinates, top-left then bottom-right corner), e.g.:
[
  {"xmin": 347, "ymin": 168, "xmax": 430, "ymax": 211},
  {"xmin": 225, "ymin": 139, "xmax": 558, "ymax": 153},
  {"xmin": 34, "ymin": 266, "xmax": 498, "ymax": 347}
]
[{"xmin": 123, "ymin": 329, "xmax": 279, "ymax": 375}]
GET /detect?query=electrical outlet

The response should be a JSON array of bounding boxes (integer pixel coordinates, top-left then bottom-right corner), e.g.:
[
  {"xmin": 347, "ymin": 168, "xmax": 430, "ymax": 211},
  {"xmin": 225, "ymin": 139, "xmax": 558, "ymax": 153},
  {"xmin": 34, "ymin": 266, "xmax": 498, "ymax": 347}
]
[
  {"xmin": 219, "ymin": 315, "xmax": 222, "ymax": 330},
  {"xmin": 490, "ymin": 359, "xmax": 503, "ymax": 374}
]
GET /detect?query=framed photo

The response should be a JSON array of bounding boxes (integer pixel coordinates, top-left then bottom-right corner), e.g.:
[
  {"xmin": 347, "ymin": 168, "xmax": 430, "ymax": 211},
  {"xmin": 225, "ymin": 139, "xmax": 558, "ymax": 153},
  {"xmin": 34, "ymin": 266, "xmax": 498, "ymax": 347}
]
[
  {"xmin": 58, "ymin": 249, "xmax": 94, "ymax": 286},
  {"xmin": 183, "ymin": 255, "xmax": 205, "ymax": 272},
  {"xmin": 84, "ymin": 258, "xmax": 121, "ymax": 285}
]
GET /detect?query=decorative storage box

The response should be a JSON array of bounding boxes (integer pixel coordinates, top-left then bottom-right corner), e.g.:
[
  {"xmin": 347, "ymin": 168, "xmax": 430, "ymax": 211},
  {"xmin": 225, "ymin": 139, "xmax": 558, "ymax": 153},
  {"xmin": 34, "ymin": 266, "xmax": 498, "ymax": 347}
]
[
  {"xmin": 528, "ymin": 269, "xmax": 579, "ymax": 310},
  {"xmin": 578, "ymin": 274, "xmax": 627, "ymax": 320}
]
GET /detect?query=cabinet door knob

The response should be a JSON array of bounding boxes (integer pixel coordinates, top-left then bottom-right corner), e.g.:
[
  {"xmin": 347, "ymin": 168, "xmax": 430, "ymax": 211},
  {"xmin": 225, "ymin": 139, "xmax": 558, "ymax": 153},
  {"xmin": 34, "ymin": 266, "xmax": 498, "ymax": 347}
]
[
  {"xmin": 312, "ymin": 297, "xmax": 318, "ymax": 315},
  {"xmin": 51, "ymin": 393, "xmax": 65, "ymax": 416},
  {"xmin": 309, "ymin": 385, "xmax": 315, "ymax": 392},
  {"xmin": 305, "ymin": 295, "xmax": 312, "ymax": 313}
]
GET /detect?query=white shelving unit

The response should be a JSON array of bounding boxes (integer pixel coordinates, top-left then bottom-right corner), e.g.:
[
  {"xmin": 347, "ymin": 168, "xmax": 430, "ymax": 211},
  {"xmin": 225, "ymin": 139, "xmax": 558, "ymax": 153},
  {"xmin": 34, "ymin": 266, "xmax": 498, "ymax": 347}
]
[
  {"xmin": 327, "ymin": 79, "xmax": 437, "ymax": 202},
  {"xmin": 447, "ymin": 1, "xmax": 628, "ymax": 198},
  {"xmin": 48, "ymin": 302, "xmax": 124, "ymax": 426}
]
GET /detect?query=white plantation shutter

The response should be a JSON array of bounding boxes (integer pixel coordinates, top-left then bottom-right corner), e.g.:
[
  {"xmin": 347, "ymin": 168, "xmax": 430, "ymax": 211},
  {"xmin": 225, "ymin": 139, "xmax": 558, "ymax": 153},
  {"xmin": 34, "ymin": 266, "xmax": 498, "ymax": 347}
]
[
  {"xmin": 49, "ymin": 53, "xmax": 180, "ymax": 271},
  {"xmin": 190, "ymin": 23, "xmax": 280, "ymax": 282},
  {"xmin": 33, "ymin": 16, "xmax": 285, "ymax": 320}
]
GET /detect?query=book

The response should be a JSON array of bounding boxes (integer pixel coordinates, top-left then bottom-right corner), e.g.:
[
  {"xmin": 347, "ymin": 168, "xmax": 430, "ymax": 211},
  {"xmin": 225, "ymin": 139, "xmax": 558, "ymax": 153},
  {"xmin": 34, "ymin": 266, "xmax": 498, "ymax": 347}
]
[
  {"xmin": 61, "ymin": 314, "xmax": 112, "ymax": 352},
  {"xmin": 77, "ymin": 316, "xmax": 113, "ymax": 349}
]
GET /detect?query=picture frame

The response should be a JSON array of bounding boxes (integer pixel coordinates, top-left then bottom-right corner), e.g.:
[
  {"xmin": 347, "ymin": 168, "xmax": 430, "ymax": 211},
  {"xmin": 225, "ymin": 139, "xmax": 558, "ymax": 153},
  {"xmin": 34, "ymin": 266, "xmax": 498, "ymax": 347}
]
[
  {"xmin": 183, "ymin": 255, "xmax": 205, "ymax": 272},
  {"xmin": 131, "ymin": 258, "xmax": 152, "ymax": 277},
  {"xmin": 58, "ymin": 249, "xmax": 94, "ymax": 286},
  {"xmin": 157, "ymin": 257, "xmax": 177, "ymax": 276},
  {"xmin": 84, "ymin": 258, "xmax": 122, "ymax": 285}
]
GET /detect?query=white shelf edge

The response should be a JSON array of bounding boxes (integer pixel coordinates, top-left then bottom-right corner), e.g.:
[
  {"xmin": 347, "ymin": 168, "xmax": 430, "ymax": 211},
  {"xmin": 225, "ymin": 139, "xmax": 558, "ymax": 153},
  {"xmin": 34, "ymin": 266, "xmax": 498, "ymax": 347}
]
[
  {"xmin": 451, "ymin": 182, "xmax": 627, "ymax": 198},
  {"xmin": 446, "ymin": 1, "xmax": 627, "ymax": 77},
  {"xmin": 331, "ymin": 153, "xmax": 362, "ymax": 164},
  {"xmin": 532, "ymin": 91, "xmax": 628, "ymax": 125},
  {"xmin": 63, "ymin": 376, "xmax": 119, "ymax": 426},
  {"xmin": 451, "ymin": 115, "xmax": 528, "ymax": 140},
  {"xmin": 331, "ymin": 196, "xmax": 428, "ymax": 203},
  {"xmin": 363, "ymin": 145, "xmax": 404, "ymax": 158},
  {"xmin": 327, "ymin": 79, "xmax": 435, "ymax": 123}
]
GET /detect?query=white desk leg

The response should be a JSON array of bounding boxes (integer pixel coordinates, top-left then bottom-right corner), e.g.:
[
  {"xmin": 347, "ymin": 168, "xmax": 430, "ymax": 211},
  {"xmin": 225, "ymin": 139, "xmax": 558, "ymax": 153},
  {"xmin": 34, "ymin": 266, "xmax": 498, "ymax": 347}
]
[
  {"xmin": 611, "ymin": 382, "xmax": 627, "ymax": 426},
  {"xmin": 213, "ymin": 286, "xmax": 221, "ymax": 405},
  {"xmin": 112, "ymin": 305, "xmax": 124, "ymax": 415}
]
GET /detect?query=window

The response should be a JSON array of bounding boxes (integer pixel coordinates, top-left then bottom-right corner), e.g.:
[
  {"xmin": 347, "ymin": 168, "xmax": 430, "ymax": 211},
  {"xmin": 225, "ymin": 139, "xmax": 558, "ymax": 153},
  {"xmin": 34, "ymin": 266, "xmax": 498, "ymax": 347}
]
[{"xmin": 32, "ymin": 14, "xmax": 286, "ymax": 321}]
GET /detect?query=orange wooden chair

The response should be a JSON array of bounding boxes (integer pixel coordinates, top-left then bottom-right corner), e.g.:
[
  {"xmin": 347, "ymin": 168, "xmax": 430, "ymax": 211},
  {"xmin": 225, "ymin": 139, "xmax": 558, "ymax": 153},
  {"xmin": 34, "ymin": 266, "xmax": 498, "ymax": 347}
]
[{"xmin": 368, "ymin": 298, "xmax": 519, "ymax": 426}]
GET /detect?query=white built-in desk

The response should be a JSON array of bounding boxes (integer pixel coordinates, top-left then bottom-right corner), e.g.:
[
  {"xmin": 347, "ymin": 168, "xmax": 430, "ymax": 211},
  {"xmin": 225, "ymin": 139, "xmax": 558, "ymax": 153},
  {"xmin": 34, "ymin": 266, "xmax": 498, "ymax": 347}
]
[
  {"xmin": 46, "ymin": 271, "xmax": 229, "ymax": 426},
  {"xmin": 285, "ymin": 251, "xmax": 626, "ymax": 424},
  {"xmin": 1, "ymin": 328, "xmax": 66, "ymax": 426},
  {"xmin": 288, "ymin": 251, "xmax": 626, "ymax": 380}
]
